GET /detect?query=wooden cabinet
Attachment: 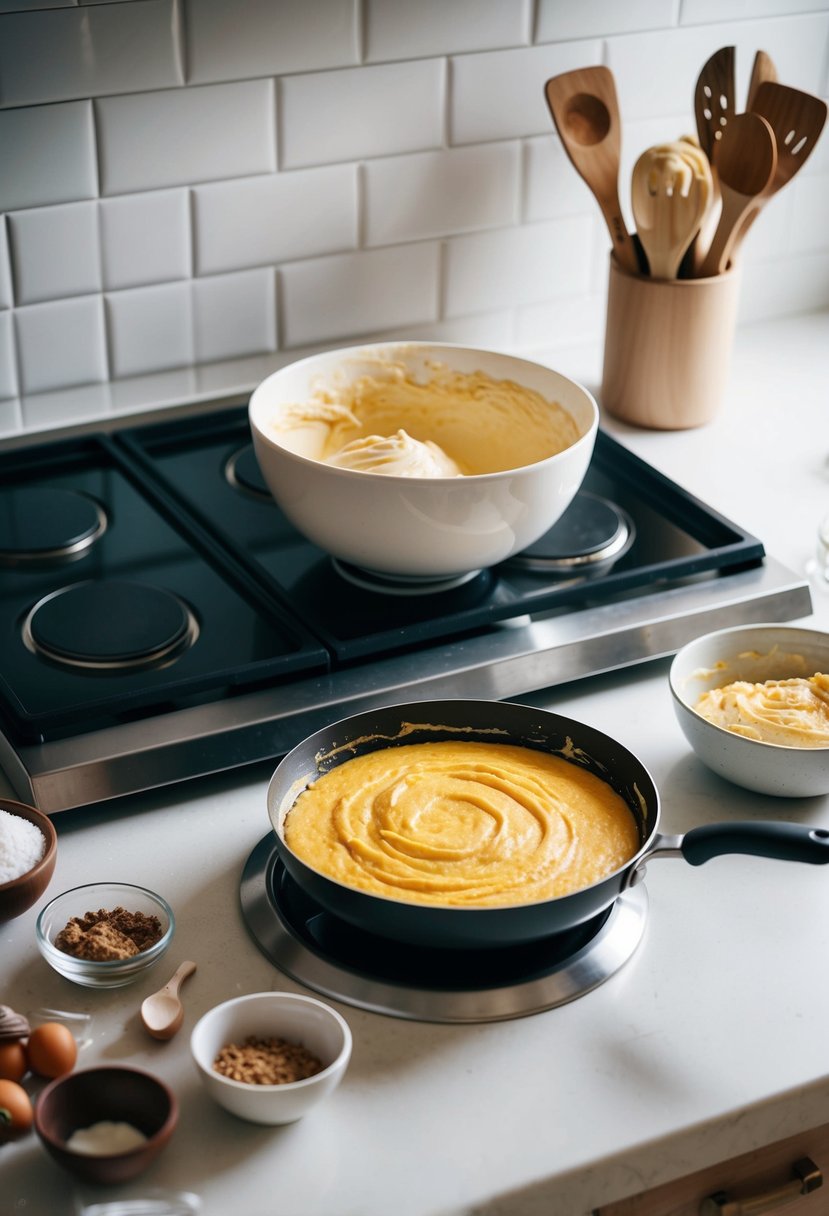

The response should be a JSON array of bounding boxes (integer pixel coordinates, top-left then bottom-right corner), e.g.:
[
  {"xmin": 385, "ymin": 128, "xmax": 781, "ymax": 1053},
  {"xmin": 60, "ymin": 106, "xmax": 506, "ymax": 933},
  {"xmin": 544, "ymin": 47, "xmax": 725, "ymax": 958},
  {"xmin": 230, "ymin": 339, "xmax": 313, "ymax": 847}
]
[{"xmin": 594, "ymin": 1120, "xmax": 829, "ymax": 1216}]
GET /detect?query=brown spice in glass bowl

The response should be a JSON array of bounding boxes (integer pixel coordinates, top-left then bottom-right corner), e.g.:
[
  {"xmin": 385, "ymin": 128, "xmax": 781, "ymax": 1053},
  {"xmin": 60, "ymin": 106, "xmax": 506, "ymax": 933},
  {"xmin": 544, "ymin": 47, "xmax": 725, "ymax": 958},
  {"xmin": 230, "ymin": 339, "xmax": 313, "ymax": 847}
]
[
  {"xmin": 213, "ymin": 1036, "xmax": 323, "ymax": 1085},
  {"xmin": 54, "ymin": 906, "xmax": 164, "ymax": 961}
]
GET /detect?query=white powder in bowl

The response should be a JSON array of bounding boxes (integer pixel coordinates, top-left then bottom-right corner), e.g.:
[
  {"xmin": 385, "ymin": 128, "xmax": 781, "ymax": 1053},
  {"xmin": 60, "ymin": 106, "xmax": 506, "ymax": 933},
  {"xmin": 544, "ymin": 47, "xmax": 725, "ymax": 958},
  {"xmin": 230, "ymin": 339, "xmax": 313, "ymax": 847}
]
[{"xmin": 0, "ymin": 808, "xmax": 46, "ymax": 883}]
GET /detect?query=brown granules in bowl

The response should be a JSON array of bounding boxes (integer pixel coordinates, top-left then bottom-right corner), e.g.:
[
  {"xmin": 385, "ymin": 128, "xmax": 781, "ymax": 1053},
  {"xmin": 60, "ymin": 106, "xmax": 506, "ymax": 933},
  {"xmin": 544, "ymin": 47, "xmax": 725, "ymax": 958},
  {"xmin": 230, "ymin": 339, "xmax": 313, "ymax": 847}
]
[
  {"xmin": 213, "ymin": 1035, "xmax": 323, "ymax": 1085},
  {"xmin": 54, "ymin": 906, "xmax": 164, "ymax": 961}
]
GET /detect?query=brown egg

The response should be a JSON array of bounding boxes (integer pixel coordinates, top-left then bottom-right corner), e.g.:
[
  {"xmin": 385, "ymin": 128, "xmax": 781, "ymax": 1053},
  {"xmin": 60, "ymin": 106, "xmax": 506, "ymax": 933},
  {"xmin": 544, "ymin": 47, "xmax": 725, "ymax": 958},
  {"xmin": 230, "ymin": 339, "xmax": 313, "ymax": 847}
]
[
  {"xmin": 0, "ymin": 1040, "xmax": 27, "ymax": 1082},
  {"xmin": 25, "ymin": 1022, "xmax": 77, "ymax": 1078},
  {"xmin": 0, "ymin": 1079, "xmax": 34, "ymax": 1141}
]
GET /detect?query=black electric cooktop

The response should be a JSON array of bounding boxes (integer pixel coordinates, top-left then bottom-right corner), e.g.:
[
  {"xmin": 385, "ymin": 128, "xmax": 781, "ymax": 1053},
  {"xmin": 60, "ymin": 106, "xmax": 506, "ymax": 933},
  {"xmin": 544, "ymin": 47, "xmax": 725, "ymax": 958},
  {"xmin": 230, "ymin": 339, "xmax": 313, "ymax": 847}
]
[{"xmin": 0, "ymin": 402, "xmax": 809, "ymax": 812}]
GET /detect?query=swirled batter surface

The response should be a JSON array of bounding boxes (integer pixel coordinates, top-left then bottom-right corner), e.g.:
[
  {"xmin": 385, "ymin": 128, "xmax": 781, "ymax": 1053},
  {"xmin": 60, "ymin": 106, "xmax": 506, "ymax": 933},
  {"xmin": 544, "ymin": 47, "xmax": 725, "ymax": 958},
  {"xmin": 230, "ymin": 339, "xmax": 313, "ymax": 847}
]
[
  {"xmin": 695, "ymin": 673, "xmax": 829, "ymax": 747},
  {"xmin": 269, "ymin": 359, "xmax": 580, "ymax": 477},
  {"xmin": 283, "ymin": 741, "xmax": 640, "ymax": 907}
]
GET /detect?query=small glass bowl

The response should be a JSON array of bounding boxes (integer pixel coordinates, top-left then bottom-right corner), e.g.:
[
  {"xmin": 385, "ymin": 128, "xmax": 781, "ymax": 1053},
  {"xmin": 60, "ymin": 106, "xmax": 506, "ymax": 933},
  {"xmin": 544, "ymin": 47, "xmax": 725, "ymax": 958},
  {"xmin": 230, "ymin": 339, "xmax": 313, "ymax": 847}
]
[{"xmin": 36, "ymin": 883, "xmax": 175, "ymax": 989}]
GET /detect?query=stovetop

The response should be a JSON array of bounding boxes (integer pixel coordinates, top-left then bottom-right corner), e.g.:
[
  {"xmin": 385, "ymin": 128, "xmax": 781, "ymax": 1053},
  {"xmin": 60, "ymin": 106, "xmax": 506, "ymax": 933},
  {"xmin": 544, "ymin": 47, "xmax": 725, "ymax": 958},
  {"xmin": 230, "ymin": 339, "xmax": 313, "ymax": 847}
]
[{"xmin": 0, "ymin": 403, "xmax": 812, "ymax": 812}]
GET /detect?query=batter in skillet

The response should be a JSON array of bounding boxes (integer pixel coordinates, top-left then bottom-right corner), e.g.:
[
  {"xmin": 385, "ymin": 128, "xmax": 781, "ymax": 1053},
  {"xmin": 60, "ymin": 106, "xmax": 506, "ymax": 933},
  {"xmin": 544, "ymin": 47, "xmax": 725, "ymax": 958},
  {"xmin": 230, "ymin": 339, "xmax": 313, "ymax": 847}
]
[{"xmin": 283, "ymin": 740, "xmax": 639, "ymax": 908}]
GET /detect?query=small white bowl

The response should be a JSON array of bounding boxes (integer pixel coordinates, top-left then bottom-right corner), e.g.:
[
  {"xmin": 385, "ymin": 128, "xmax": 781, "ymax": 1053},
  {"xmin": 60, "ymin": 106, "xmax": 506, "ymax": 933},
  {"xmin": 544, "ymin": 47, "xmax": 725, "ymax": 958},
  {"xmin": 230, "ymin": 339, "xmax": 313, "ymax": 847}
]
[
  {"xmin": 669, "ymin": 624, "xmax": 829, "ymax": 797},
  {"xmin": 190, "ymin": 992, "xmax": 352, "ymax": 1125},
  {"xmin": 249, "ymin": 341, "xmax": 598, "ymax": 580},
  {"xmin": 36, "ymin": 882, "xmax": 174, "ymax": 989}
]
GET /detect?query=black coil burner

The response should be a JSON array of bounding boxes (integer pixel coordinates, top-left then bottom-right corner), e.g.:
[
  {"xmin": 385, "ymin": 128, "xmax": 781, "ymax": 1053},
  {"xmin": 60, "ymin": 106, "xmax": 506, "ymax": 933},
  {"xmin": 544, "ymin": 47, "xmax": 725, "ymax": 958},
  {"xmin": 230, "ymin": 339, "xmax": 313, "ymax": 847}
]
[
  {"xmin": 240, "ymin": 837, "xmax": 649, "ymax": 1023},
  {"xmin": 224, "ymin": 444, "xmax": 273, "ymax": 502},
  {"xmin": 508, "ymin": 491, "xmax": 634, "ymax": 575},
  {"xmin": 0, "ymin": 486, "xmax": 107, "ymax": 566},
  {"xmin": 23, "ymin": 579, "xmax": 198, "ymax": 671}
]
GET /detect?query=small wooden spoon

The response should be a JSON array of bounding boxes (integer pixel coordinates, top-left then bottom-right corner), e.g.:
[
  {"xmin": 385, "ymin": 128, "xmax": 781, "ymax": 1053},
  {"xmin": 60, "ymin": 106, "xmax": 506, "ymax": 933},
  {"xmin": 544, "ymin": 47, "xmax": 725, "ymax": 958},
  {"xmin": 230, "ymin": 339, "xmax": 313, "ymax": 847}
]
[
  {"xmin": 140, "ymin": 960, "xmax": 197, "ymax": 1041},
  {"xmin": 544, "ymin": 66, "xmax": 639, "ymax": 274},
  {"xmin": 697, "ymin": 111, "xmax": 777, "ymax": 277}
]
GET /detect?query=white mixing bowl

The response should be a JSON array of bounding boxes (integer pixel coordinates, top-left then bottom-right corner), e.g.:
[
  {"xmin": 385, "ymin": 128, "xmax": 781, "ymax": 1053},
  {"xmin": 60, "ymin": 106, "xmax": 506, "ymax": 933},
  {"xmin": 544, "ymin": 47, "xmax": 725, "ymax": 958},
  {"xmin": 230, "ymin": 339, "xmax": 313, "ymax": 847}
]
[
  {"xmin": 248, "ymin": 342, "xmax": 598, "ymax": 580},
  {"xmin": 670, "ymin": 624, "xmax": 829, "ymax": 798}
]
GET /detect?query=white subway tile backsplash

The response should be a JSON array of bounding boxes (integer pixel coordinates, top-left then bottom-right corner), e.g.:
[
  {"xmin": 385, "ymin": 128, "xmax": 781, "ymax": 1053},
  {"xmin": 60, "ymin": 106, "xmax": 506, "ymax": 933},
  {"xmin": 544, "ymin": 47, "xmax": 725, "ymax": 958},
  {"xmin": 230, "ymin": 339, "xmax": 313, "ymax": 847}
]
[
  {"xmin": 376, "ymin": 308, "xmax": 516, "ymax": 349},
  {"xmin": 680, "ymin": 0, "xmax": 829, "ymax": 25},
  {"xmin": 364, "ymin": 143, "xmax": 520, "ymax": 247},
  {"xmin": 789, "ymin": 174, "xmax": 829, "ymax": 256},
  {"xmin": 444, "ymin": 218, "xmax": 594, "ymax": 317},
  {"xmin": 607, "ymin": 14, "xmax": 829, "ymax": 124},
  {"xmin": 193, "ymin": 165, "xmax": 358, "ymax": 276},
  {"xmin": 365, "ymin": 0, "xmax": 531, "ymax": 63},
  {"xmin": 106, "ymin": 281, "xmax": 193, "ymax": 379},
  {"xmin": 0, "ymin": 217, "xmax": 11, "ymax": 310},
  {"xmin": 8, "ymin": 201, "xmax": 101, "ymax": 305},
  {"xmin": 0, "ymin": 0, "xmax": 183, "ymax": 108},
  {"xmin": 0, "ymin": 311, "xmax": 17, "ymax": 398},
  {"xmin": 280, "ymin": 59, "xmax": 445, "ymax": 169},
  {"xmin": 96, "ymin": 79, "xmax": 276, "ymax": 196},
  {"xmin": 515, "ymin": 293, "xmax": 606, "ymax": 352},
  {"xmin": 0, "ymin": 400, "xmax": 21, "ymax": 440},
  {"xmin": 738, "ymin": 189, "xmax": 793, "ymax": 265},
  {"xmin": 185, "ymin": 0, "xmax": 358, "ymax": 85},
  {"xmin": 193, "ymin": 269, "xmax": 276, "ymax": 363},
  {"xmin": 20, "ymin": 383, "xmax": 120, "ymax": 437},
  {"xmin": 15, "ymin": 296, "xmax": 107, "ymax": 394},
  {"xmin": 739, "ymin": 250, "xmax": 829, "ymax": 322},
  {"xmin": 449, "ymin": 40, "xmax": 602, "ymax": 146},
  {"xmin": 281, "ymin": 242, "xmax": 440, "ymax": 347},
  {"xmin": 0, "ymin": 101, "xmax": 96, "ymax": 212},
  {"xmin": 536, "ymin": 0, "xmax": 677, "ymax": 42},
  {"xmin": 100, "ymin": 190, "xmax": 191, "ymax": 291},
  {"xmin": 523, "ymin": 135, "xmax": 600, "ymax": 223}
]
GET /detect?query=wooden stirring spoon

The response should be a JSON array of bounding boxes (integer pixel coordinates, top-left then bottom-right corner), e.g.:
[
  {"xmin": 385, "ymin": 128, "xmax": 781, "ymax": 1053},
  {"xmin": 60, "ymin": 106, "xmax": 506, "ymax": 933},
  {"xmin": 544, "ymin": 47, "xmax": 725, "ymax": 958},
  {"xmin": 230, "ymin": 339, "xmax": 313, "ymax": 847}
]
[
  {"xmin": 140, "ymin": 960, "xmax": 197, "ymax": 1041},
  {"xmin": 544, "ymin": 66, "xmax": 639, "ymax": 274},
  {"xmin": 697, "ymin": 111, "xmax": 777, "ymax": 277}
]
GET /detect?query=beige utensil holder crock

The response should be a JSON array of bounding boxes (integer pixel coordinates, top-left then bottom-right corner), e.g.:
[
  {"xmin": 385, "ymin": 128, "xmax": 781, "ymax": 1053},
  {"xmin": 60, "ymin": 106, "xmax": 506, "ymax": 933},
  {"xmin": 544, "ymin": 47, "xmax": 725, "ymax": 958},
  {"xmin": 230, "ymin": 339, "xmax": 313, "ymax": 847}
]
[{"xmin": 600, "ymin": 256, "xmax": 741, "ymax": 430}]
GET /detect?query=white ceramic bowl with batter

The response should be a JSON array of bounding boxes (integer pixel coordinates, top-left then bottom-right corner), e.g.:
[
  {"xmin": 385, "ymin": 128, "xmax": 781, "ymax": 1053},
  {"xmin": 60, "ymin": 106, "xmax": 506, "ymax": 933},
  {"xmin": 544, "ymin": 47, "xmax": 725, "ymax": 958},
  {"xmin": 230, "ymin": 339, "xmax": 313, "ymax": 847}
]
[
  {"xmin": 669, "ymin": 624, "xmax": 829, "ymax": 797},
  {"xmin": 248, "ymin": 342, "xmax": 598, "ymax": 582}
]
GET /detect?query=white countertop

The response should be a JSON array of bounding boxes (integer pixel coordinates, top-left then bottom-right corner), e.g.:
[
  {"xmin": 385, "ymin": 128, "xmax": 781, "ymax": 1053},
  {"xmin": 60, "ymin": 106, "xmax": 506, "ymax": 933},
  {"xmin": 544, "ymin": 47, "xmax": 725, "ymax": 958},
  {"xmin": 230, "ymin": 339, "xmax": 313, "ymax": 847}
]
[{"xmin": 2, "ymin": 311, "xmax": 829, "ymax": 1216}]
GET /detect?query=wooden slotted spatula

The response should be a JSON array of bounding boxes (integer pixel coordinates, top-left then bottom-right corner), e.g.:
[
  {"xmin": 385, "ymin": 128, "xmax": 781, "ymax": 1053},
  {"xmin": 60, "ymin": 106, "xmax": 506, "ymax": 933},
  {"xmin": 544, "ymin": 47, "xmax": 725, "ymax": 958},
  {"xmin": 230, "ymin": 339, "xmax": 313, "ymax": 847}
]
[
  {"xmin": 727, "ymin": 81, "xmax": 828, "ymax": 263},
  {"xmin": 694, "ymin": 46, "xmax": 735, "ymax": 163},
  {"xmin": 544, "ymin": 66, "xmax": 640, "ymax": 274}
]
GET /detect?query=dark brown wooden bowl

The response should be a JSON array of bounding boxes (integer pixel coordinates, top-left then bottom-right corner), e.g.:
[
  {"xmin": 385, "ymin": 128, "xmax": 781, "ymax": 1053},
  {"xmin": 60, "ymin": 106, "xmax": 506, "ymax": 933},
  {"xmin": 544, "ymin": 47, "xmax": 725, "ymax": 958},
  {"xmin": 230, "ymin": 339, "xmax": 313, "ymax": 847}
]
[
  {"xmin": 34, "ymin": 1066, "xmax": 178, "ymax": 1184},
  {"xmin": 0, "ymin": 799, "xmax": 57, "ymax": 922}
]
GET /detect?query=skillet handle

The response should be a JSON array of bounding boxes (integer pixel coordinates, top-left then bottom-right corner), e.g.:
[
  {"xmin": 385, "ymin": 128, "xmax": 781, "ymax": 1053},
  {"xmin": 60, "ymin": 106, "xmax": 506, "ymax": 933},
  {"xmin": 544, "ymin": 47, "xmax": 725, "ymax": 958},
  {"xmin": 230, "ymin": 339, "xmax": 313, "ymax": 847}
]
[{"xmin": 682, "ymin": 822, "xmax": 829, "ymax": 867}]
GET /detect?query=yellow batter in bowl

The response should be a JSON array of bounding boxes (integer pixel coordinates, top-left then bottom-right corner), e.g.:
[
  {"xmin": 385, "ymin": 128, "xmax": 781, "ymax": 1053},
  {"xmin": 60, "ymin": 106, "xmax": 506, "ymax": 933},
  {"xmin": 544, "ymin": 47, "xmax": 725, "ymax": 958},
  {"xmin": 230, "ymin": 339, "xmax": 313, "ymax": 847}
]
[
  {"xmin": 283, "ymin": 741, "xmax": 640, "ymax": 908},
  {"xmin": 695, "ymin": 673, "xmax": 829, "ymax": 747},
  {"xmin": 268, "ymin": 359, "xmax": 581, "ymax": 477}
]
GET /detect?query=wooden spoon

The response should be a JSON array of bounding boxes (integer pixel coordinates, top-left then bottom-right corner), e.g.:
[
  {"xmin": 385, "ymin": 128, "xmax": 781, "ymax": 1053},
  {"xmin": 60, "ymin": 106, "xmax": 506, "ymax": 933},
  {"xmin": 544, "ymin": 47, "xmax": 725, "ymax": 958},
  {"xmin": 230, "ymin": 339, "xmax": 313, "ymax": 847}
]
[
  {"xmin": 694, "ymin": 46, "xmax": 735, "ymax": 163},
  {"xmin": 746, "ymin": 49, "xmax": 777, "ymax": 112},
  {"xmin": 728, "ymin": 81, "xmax": 828, "ymax": 262},
  {"xmin": 631, "ymin": 143, "xmax": 713, "ymax": 279},
  {"xmin": 544, "ymin": 66, "xmax": 639, "ymax": 274},
  {"xmin": 697, "ymin": 111, "xmax": 777, "ymax": 277},
  {"xmin": 140, "ymin": 960, "xmax": 196, "ymax": 1041}
]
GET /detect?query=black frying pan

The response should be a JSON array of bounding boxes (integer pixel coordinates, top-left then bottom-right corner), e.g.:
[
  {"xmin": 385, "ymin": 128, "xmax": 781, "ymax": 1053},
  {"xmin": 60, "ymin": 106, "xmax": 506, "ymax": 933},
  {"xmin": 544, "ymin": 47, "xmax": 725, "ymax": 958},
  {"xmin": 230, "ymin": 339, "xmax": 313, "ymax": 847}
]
[{"xmin": 266, "ymin": 699, "xmax": 829, "ymax": 950}]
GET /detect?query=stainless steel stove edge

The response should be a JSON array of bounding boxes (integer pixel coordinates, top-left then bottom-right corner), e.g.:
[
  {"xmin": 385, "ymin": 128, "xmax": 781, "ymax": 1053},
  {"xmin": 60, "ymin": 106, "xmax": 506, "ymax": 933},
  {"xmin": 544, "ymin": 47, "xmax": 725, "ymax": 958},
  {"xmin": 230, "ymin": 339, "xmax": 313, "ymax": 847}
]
[{"xmin": 0, "ymin": 556, "xmax": 812, "ymax": 813}]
